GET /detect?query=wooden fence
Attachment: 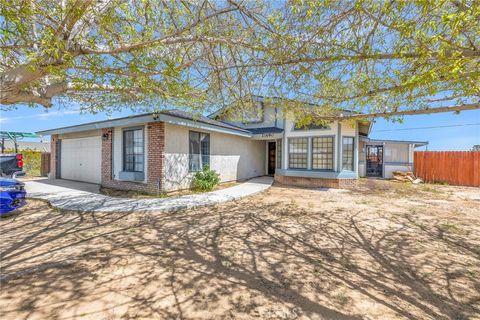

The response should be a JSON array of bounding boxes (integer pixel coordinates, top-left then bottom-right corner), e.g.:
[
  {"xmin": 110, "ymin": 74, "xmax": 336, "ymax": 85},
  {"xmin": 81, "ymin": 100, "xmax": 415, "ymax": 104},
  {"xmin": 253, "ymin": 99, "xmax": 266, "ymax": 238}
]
[
  {"xmin": 414, "ymin": 151, "xmax": 480, "ymax": 187},
  {"xmin": 40, "ymin": 152, "xmax": 51, "ymax": 177}
]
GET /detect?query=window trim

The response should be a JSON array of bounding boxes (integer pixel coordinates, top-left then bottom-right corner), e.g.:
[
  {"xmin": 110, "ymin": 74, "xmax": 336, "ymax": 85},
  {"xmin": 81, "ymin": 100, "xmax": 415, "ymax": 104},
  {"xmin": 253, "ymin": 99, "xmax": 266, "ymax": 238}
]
[
  {"xmin": 122, "ymin": 126, "xmax": 145, "ymax": 173},
  {"xmin": 341, "ymin": 136, "xmax": 355, "ymax": 172},
  {"xmin": 311, "ymin": 135, "xmax": 335, "ymax": 171},
  {"xmin": 276, "ymin": 139, "xmax": 282, "ymax": 169},
  {"xmin": 189, "ymin": 130, "xmax": 211, "ymax": 172},
  {"xmin": 287, "ymin": 137, "xmax": 309, "ymax": 170}
]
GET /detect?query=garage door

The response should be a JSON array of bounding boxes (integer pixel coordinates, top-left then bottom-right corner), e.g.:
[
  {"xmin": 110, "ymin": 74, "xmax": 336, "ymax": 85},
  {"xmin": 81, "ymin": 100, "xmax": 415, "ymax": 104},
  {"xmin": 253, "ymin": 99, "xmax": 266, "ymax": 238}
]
[{"xmin": 60, "ymin": 136, "xmax": 102, "ymax": 184}]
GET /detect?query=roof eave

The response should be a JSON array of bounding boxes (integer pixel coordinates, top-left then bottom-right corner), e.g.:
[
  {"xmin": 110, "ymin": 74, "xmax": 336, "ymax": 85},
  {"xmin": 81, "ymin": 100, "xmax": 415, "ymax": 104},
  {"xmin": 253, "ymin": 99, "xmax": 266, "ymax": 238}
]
[{"xmin": 37, "ymin": 113, "xmax": 252, "ymax": 138}]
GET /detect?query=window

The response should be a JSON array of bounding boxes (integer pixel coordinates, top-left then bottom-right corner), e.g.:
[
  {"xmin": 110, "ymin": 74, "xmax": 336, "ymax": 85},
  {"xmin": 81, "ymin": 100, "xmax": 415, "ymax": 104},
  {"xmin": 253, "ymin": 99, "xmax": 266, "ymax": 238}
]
[
  {"xmin": 342, "ymin": 137, "xmax": 354, "ymax": 171},
  {"xmin": 189, "ymin": 131, "xmax": 210, "ymax": 171},
  {"xmin": 312, "ymin": 137, "xmax": 334, "ymax": 170},
  {"xmin": 288, "ymin": 138, "xmax": 308, "ymax": 169},
  {"xmin": 276, "ymin": 139, "xmax": 282, "ymax": 169},
  {"xmin": 123, "ymin": 128, "xmax": 144, "ymax": 172}
]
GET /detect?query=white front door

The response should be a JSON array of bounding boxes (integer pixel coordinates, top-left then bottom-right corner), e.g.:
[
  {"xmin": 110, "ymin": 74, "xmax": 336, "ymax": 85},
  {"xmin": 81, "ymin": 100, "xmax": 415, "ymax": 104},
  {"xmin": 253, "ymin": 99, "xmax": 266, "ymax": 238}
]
[{"xmin": 60, "ymin": 136, "xmax": 102, "ymax": 184}]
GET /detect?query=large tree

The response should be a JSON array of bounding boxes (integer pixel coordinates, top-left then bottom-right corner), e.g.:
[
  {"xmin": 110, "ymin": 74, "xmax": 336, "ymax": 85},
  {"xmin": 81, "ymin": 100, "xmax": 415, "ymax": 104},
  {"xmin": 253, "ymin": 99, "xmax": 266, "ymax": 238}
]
[{"xmin": 1, "ymin": 0, "xmax": 479, "ymax": 120}]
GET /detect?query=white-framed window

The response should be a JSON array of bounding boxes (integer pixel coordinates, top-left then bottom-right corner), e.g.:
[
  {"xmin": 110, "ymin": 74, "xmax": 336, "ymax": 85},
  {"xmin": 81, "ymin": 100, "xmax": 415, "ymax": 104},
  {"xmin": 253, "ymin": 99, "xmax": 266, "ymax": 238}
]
[
  {"xmin": 312, "ymin": 137, "xmax": 334, "ymax": 170},
  {"xmin": 189, "ymin": 131, "xmax": 210, "ymax": 171},
  {"xmin": 123, "ymin": 128, "xmax": 144, "ymax": 172},
  {"xmin": 288, "ymin": 138, "xmax": 308, "ymax": 169},
  {"xmin": 342, "ymin": 137, "xmax": 354, "ymax": 171},
  {"xmin": 276, "ymin": 139, "xmax": 282, "ymax": 169}
]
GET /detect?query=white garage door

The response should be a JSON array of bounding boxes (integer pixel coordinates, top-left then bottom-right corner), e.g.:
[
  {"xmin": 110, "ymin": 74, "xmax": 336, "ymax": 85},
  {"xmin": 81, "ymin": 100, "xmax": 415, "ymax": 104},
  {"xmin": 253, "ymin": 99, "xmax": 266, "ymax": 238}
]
[{"xmin": 61, "ymin": 136, "xmax": 102, "ymax": 184}]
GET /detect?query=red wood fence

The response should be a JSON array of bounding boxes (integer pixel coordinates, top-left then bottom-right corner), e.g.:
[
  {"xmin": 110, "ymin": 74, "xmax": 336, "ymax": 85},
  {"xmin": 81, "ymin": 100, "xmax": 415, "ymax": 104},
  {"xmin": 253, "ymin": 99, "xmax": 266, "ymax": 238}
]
[{"xmin": 414, "ymin": 151, "xmax": 480, "ymax": 187}]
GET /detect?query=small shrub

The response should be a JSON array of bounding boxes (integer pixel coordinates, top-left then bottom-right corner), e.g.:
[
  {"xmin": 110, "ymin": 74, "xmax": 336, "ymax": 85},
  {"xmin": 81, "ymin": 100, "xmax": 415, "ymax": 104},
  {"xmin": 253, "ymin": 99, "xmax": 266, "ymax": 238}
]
[{"xmin": 192, "ymin": 165, "xmax": 220, "ymax": 191}]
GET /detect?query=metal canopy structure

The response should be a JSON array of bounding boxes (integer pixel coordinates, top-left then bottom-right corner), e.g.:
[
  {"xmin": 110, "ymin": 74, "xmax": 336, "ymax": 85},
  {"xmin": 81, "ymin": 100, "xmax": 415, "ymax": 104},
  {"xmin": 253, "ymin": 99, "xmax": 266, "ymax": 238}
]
[{"xmin": 0, "ymin": 131, "xmax": 41, "ymax": 153}]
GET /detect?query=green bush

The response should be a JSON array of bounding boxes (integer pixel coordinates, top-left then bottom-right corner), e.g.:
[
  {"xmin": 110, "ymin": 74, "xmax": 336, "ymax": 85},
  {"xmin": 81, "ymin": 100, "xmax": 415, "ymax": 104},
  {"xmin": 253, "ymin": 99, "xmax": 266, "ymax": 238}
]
[{"xmin": 192, "ymin": 165, "xmax": 220, "ymax": 191}]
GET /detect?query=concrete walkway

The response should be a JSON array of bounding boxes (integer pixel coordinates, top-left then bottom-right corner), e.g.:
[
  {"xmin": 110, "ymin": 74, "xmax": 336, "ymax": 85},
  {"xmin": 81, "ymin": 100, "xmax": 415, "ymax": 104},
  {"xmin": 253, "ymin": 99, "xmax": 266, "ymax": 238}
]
[{"xmin": 25, "ymin": 177, "xmax": 273, "ymax": 213}]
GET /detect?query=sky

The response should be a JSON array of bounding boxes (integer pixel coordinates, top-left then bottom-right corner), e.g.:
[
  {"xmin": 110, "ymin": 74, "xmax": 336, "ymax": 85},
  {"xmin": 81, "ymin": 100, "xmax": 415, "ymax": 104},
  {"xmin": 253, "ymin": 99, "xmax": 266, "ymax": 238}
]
[{"xmin": 0, "ymin": 104, "xmax": 479, "ymax": 151}]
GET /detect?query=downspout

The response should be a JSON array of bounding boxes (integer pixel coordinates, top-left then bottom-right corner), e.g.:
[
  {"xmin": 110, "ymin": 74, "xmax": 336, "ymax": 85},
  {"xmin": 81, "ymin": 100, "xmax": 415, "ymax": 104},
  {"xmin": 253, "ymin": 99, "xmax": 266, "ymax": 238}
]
[
  {"xmin": 111, "ymin": 129, "xmax": 114, "ymax": 180},
  {"xmin": 382, "ymin": 142, "xmax": 386, "ymax": 178}
]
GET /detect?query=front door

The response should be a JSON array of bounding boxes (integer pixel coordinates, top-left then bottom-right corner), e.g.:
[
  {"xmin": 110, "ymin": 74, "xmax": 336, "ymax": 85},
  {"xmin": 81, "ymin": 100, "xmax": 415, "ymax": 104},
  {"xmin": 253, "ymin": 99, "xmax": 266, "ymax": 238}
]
[
  {"xmin": 268, "ymin": 142, "xmax": 276, "ymax": 175},
  {"xmin": 366, "ymin": 145, "xmax": 383, "ymax": 177}
]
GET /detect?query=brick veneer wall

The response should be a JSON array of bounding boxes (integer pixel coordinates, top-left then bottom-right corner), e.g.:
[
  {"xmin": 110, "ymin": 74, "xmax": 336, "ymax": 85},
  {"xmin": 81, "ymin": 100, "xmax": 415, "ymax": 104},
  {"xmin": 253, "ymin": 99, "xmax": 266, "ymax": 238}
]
[
  {"xmin": 101, "ymin": 128, "xmax": 113, "ymax": 182},
  {"xmin": 101, "ymin": 122, "xmax": 165, "ymax": 194},
  {"xmin": 275, "ymin": 174, "xmax": 358, "ymax": 189},
  {"xmin": 50, "ymin": 134, "xmax": 58, "ymax": 179}
]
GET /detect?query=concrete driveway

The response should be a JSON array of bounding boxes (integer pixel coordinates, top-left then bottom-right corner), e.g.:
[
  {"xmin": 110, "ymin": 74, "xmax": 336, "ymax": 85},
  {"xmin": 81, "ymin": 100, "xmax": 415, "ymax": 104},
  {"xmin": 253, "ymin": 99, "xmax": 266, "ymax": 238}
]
[
  {"xmin": 24, "ymin": 177, "xmax": 273, "ymax": 213},
  {"xmin": 24, "ymin": 178, "xmax": 101, "ymax": 193}
]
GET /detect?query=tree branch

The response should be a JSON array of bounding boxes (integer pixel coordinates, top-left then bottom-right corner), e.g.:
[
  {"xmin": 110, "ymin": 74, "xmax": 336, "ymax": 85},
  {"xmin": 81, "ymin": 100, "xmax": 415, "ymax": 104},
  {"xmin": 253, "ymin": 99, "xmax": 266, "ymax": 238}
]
[{"xmin": 309, "ymin": 103, "xmax": 480, "ymax": 121}]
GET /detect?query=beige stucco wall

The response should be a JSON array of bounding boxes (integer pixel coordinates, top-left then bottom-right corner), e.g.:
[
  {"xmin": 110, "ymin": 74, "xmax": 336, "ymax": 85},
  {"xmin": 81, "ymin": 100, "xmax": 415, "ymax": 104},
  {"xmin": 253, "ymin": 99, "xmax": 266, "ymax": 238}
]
[
  {"xmin": 164, "ymin": 123, "xmax": 265, "ymax": 191},
  {"xmin": 384, "ymin": 164, "xmax": 413, "ymax": 178},
  {"xmin": 59, "ymin": 129, "xmax": 102, "ymax": 140},
  {"xmin": 384, "ymin": 143, "xmax": 409, "ymax": 163}
]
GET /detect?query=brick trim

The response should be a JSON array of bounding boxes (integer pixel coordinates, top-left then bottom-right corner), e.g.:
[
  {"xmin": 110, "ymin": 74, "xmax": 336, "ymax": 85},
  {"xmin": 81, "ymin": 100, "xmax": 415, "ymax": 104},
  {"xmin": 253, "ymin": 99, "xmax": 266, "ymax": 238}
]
[
  {"xmin": 101, "ymin": 128, "xmax": 113, "ymax": 182},
  {"xmin": 101, "ymin": 122, "xmax": 165, "ymax": 194},
  {"xmin": 50, "ymin": 134, "xmax": 59, "ymax": 179},
  {"xmin": 274, "ymin": 174, "xmax": 357, "ymax": 189}
]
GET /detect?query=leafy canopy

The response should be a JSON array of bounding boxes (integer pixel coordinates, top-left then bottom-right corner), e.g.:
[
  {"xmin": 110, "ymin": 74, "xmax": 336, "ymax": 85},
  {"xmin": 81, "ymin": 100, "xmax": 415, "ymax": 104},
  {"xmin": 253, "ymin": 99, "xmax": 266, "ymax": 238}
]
[{"xmin": 1, "ymin": 0, "xmax": 479, "ymax": 120}]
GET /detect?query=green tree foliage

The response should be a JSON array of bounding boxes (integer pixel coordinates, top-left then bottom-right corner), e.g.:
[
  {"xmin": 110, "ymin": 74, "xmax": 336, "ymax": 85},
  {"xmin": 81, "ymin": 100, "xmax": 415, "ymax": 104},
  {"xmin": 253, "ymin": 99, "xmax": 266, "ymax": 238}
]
[{"xmin": 1, "ymin": 0, "xmax": 479, "ymax": 120}]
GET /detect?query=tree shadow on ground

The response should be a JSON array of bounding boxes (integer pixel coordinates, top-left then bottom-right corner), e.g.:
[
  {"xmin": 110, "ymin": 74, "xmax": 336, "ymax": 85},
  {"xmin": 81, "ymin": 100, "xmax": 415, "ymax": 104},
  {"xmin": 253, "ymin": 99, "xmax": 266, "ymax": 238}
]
[{"xmin": 0, "ymin": 190, "xmax": 479, "ymax": 319}]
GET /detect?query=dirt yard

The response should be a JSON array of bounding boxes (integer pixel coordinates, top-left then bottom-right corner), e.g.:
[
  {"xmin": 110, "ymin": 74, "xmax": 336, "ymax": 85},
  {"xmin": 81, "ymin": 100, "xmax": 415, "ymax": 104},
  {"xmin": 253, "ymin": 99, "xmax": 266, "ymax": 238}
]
[{"xmin": 1, "ymin": 180, "xmax": 479, "ymax": 320}]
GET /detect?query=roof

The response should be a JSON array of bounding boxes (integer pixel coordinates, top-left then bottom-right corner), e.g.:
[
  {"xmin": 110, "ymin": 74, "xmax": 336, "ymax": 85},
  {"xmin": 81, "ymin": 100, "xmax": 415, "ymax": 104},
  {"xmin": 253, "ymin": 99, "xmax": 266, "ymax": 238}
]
[
  {"xmin": 247, "ymin": 127, "xmax": 284, "ymax": 134},
  {"xmin": 36, "ymin": 110, "xmax": 252, "ymax": 137},
  {"xmin": 209, "ymin": 95, "xmax": 359, "ymax": 119},
  {"xmin": 360, "ymin": 137, "xmax": 428, "ymax": 147},
  {"xmin": 161, "ymin": 110, "xmax": 249, "ymax": 133},
  {"xmin": 0, "ymin": 140, "xmax": 50, "ymax": 152}
]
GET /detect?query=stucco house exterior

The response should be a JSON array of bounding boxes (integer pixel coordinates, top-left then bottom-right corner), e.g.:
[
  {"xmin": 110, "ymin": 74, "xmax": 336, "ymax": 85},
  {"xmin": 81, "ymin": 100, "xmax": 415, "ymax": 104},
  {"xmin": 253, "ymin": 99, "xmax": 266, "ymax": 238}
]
[{"xmin": 37, "ymin": 97, "xmax": 427, "ymax": 193}]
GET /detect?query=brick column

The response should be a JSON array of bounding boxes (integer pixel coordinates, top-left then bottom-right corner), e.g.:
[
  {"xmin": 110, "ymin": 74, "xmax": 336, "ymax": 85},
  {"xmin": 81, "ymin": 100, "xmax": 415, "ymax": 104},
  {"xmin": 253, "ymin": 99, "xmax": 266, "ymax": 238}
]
[
  {"xmin": 101, "ymin": 122, "xmax": 165, "ymax": 194},
  {"xmin": 101, "ymin": 128, "xmax": 113, "ymax": 182},
  {"xmin": 50, "ymin": 134, "xmax": 58, "ymax": 179},
  {"xmin": 146, "ymin": 121, "xmax": 165, "ymax": 192}
]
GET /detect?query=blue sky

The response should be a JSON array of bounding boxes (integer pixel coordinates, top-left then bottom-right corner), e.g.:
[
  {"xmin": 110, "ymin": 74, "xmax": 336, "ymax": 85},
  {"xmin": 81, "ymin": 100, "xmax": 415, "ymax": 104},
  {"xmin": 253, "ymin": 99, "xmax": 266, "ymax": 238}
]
[{"xmin": 1, "ymin": 104, "xmax": 479, "ymax": 151}]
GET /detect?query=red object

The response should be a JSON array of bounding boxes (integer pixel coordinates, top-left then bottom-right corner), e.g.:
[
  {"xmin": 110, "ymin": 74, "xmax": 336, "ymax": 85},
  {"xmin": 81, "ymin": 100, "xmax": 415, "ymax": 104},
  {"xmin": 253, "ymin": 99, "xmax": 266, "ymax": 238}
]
[
  {"xmin": 16, "ymin": 154, "xmax": 23, "ymax": 168},
  {"xmin": 414, "ymin": 151, "xmax": 480, "ymax": 187}
]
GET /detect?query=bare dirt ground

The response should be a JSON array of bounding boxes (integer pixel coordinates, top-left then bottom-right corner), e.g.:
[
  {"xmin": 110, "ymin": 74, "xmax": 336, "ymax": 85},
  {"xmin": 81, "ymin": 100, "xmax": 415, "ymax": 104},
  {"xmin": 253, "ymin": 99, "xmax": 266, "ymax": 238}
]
[{"xmin": 1, "ymin": 180, "xmax": 479, "ymax": 320}]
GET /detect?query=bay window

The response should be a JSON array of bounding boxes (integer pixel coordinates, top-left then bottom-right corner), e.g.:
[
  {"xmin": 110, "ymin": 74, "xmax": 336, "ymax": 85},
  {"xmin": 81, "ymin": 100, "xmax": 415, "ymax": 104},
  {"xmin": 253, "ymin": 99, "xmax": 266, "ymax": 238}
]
[
  {"xmin": 342, "ymin": 137, "xmax": 354, "ymax": 171},
  {"xmin": 288, "ymin": 138, "xmax": 308, "ymax": 169},
  {"xmin": 312, "ymin": 137, "xmax": 334, "ymax": 170}
]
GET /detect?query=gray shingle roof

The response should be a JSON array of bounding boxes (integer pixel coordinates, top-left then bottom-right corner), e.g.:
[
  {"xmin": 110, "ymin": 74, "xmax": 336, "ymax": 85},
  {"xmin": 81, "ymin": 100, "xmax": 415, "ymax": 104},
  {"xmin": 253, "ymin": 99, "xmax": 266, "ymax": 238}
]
[
  {"xmin": 161, "ymin": 110, "xmax": 250, "ymax": 133},
  {"xmin": 247, "ymin": 127, "xmax": 284, "ymax": 134}
]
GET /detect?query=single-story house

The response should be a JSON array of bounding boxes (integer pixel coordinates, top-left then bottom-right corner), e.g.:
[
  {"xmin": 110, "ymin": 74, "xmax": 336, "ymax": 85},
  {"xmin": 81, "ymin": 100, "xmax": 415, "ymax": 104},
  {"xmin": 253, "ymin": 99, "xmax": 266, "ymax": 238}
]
[{"xmin": 37, "ymin": 97, "xmax": 428, "ymax": 193}]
